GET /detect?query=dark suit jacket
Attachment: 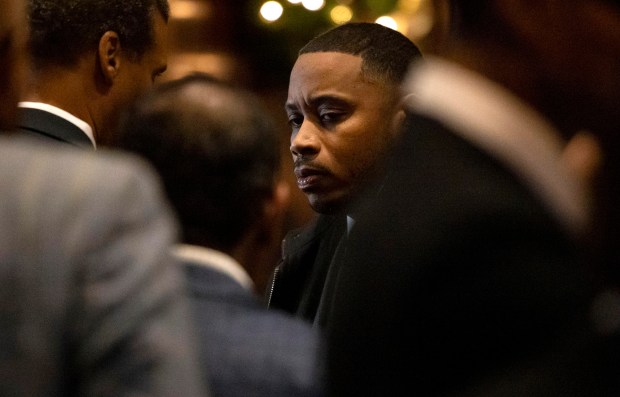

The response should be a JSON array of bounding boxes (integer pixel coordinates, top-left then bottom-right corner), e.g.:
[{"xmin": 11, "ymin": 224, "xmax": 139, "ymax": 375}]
[
  {"xmin": 326, "ymin": 114, "xmax": 611, "ymax": 396},
  {"xmin": 184, "ymin": 257, "xmax": 324, "ymax": 397},
  {"xmin": 17, "ymin": 107, "xmax": 94, "ymax": 149},
  {"xmin": 267, "ymin": 214, "xmax": 347, "ymax": 326}
]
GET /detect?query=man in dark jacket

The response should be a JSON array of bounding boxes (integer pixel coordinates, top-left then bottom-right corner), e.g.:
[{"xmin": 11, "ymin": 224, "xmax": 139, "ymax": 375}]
[{"xmin": 268, "ymin": 22, "xmax": 422, "ymax": 328}]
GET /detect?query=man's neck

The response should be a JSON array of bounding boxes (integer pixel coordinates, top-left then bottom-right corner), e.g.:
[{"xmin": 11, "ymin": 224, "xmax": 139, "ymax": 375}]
[{"xmin": 24, "ymin": 62, "xmax": 97, "ymax": 136}]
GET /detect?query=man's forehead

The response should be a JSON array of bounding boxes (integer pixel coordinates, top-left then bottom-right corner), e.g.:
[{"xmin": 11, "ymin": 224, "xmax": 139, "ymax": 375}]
[
  {"xmin": 290, "ymin": 52, "xmax": 365, "ymax": 88},
  {"xmin": 294, "ymin": 51, "xmax": 363, "ymax": 72}
]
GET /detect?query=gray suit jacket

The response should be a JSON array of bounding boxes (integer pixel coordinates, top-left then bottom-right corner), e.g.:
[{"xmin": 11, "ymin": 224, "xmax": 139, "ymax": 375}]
[
  {"xmin": 0, "ymin": 137, "xmax": 208, "ymax": 396},
  {"xmin": 180, "ymin": 247, "xmax": 324, "ymax": 397}
]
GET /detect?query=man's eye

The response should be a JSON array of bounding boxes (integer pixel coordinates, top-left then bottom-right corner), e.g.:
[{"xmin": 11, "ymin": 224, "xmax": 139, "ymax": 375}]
[
  {"xmin": 288, "ymin": 115, "xmax": 303, "ymax": 129},
  {"xmin": 320, "ymin": 111, "xmax": 345, "ymax": 123}
]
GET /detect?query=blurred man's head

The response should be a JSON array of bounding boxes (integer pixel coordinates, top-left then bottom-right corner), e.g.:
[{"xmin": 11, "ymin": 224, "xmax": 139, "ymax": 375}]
[
  {"xmin": 25, "ymin": 0, "xmax": 170, "ymax": 143},
  {"xmin": 0, "ymin": 0, "xmax": 26, "ymax": 130},
  {"xmin": 286, "ymin": 22, "xmax": 422, "ymax": 214},
  {"xmin": 115, "ymin": 74, "xmax": 288, "ymax": 293}
]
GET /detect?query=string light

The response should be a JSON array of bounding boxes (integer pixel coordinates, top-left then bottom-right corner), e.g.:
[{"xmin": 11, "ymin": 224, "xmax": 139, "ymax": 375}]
[
  {"xmin": 256, "ymin": 0, "xmax": 436, "ymax": 42},
  {"xmin": 302, "ymin": 0, "xmax": 325, "ymax": 12},
  {"xmin": 375, "ymin": 16, "xmax": 398, "ymax": 30},
  {"xmin": 260, "ymin": 1, "xmax": 284, "ymax": 22},
  {"xmin": 330, "ymin": 5, "xmax": 353, "ymax": 25}
]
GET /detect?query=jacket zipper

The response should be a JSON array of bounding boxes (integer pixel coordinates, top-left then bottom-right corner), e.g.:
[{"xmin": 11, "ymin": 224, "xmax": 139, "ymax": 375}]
[{"xmin": 266, "ymin": 265, "xmax": 280, "ymax": 308}]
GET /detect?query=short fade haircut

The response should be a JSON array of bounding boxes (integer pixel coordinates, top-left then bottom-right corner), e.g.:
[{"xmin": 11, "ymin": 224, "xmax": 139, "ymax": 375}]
[
  {"xmin": 27, "ymin": 0, "xmax": 170, "ymax": 69},
  {"xmin": 299, "ymin": 22, "xmax": 422, "ymax": 85},
  {"xmin": 115, "ymin": 73, "xmax": 282, "ymax": 252}
]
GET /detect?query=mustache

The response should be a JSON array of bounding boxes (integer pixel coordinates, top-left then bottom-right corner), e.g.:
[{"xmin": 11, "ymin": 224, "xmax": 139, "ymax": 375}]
[{"xmin": 293, "ymin": 159, "xmax": 330, "ymax": 173}]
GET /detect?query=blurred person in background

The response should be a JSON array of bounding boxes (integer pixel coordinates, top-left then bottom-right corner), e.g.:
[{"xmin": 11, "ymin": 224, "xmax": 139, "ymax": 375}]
[
  {"xmin": 113, "ymin": 73, "xmax": 324, "ymax": 397},
  {"xmin": 14, "ymin": 0, "xmax": 169, "ymax": 149},
  {"xmin": 327, "ymin": 0, "xmax": 620, "ymax": 395},
  {"xmin": 267, "ymin": 22, "xmax": 423, "ymax": 328}
]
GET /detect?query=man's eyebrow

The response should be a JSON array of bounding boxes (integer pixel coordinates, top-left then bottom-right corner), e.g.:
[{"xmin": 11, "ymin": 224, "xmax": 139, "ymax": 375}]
[
  {"xmin": 284, "ymin": 102, "xmax": 297, "ymax": 113},
  {"xmin": 285, "ymin": 94, "xmax": 350, "ymax": 112},
  {"xmin": 309, "ymin": 95, "xmax": 350, "ymax": 107}
]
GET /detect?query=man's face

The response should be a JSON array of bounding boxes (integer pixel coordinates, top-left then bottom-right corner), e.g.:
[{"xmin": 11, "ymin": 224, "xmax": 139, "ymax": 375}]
[
  {"xmin": 286, "ymin": 52, "xmax": 403, "ymax": 214},
  {"xmin": 123, "ymin": 11, "xmax": 168, "ymax": 92},
  {"xmin": 100, "ymin": 11, "xmax": 168, "ymax": 143}
]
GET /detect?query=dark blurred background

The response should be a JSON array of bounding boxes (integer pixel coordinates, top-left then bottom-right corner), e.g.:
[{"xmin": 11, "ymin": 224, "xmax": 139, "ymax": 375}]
[{"xmin": 165, "ymin": 0, "xmax": 452, "ymax": 231}]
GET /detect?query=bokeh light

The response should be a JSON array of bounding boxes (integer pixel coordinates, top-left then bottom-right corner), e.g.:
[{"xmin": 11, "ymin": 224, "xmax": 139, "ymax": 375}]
[
  {"xmin": 302, "ymin": 0, "xmax": 325, "ymax": 12},
  {"xmin": 375, "ymin": 16, "xmax": 398, "ymax": 31},
  {"xmin": 170, "ymin": 0, "xmax": 212, "ymax": 20},
  {"xmin": 330, "ymin": 5, "xmax": 353, "ymax": 25},
  {"xmin": 260, "ymin": 1, "xmax": 284, "ymax": 22}
]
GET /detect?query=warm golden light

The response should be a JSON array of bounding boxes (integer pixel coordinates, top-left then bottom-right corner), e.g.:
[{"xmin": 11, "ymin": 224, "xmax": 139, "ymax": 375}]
[
  {"xmin": 170, "ymin": 0, "xmax": 212, "ymax": 20},
  {"xmin": 287, "ymin": 0, "xmax": 303, "ymax": 3},
  {"xmin": 260, "ymin": 1, "xmax": 284, "ymax": 22},
  {"xmin": 375, "ymin": 16, "xmax": 398, "ymax": 31},
  {"xmin": 330, "ymin": 5, "xmax": 353, "ymax": 25},
  {"xmin": 302, "ymin": 0, "xmax": 325, "ymax": 12}
]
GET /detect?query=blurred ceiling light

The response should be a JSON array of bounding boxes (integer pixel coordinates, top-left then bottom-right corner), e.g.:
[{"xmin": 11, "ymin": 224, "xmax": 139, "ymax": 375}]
[
  {"xmin": 302, "ymin": 0, "xmax": 325, "ymax": 11},
  {"xmin": 330, "ymin": 5, "xmax": 353, "ymax": 25},
  {"xmin": 170, "ymin": 0, "xmax": 211, "ymax": 20},
  {"xmin": 260, "ymin": 1, "xmax": 284, "ymax": 22},
  {"xmin": 376, "ymin": 16, "xmax": 398, "ymax": 31},
  {"xmin": 166, "ymin": 52, "xmax": 242, "ymax": 83},
  {"xmin": 287, "ymin": 0, "xmax": 303, "ymax": 3}
]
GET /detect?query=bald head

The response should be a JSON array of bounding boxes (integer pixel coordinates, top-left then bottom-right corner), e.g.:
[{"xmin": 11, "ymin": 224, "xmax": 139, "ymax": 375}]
[{"xmin": 0, "ymin": 0, "xmax": 26, "ymax": 130}]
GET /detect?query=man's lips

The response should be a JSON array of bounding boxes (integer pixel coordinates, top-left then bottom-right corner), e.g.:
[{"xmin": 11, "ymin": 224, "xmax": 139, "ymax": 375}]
[{"xmin": 294, "ymin": 166, "xmax": 328, "ymax": 191}]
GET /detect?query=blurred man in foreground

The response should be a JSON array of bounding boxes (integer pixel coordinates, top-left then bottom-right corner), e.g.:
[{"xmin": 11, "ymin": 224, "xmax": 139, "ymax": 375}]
[{"xmin": 328, "ymin": 0, "xmax": 620, "ymax": 395}]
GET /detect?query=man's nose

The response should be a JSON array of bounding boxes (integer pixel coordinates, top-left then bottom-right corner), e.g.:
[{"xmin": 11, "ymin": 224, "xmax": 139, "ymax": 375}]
[{"xmin": 290, "ymin": 121, "xmax": 320, "ymax": 158}]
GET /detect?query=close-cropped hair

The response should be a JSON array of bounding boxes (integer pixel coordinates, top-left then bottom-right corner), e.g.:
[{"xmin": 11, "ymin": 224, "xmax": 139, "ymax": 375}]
[
  {"xmin": 300, "ymin": 22, "xmax": 422, "ymax": 85},
  {"xmin": 115, "ymin": 73, "xmax": 281, "ymax": 252},
  {"xmin": 27, "ymin": 0, "xmax": 170, "ymax": 69}
]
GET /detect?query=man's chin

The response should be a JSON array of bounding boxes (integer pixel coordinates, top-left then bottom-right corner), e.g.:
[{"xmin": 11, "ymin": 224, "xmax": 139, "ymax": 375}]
[{"xmin": 309, "ymin": 196, "xmax": 348, "ymax": 215}]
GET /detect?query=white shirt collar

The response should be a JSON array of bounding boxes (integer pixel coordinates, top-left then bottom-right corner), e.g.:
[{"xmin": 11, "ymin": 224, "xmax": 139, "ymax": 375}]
[
  {"xmin": 19, "ymin": 101, "xmax": 96, "ymax": 149},
  {"xmin": 172, "ymin": 244, "xmax": 254, "ymax": 291},
  {"xmin": 404, "ymin": 57, "xmax": 589, "ymax": 235}
]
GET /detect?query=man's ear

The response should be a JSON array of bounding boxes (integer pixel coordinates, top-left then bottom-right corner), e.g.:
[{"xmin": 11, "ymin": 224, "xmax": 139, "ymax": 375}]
[
  {"xmin": 98, "ymin": 31, "xmax": 121, "ymax": 85},
  {"xmin": 390, "ymin": 93, "xmax": 416, "ymax": 137}
]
